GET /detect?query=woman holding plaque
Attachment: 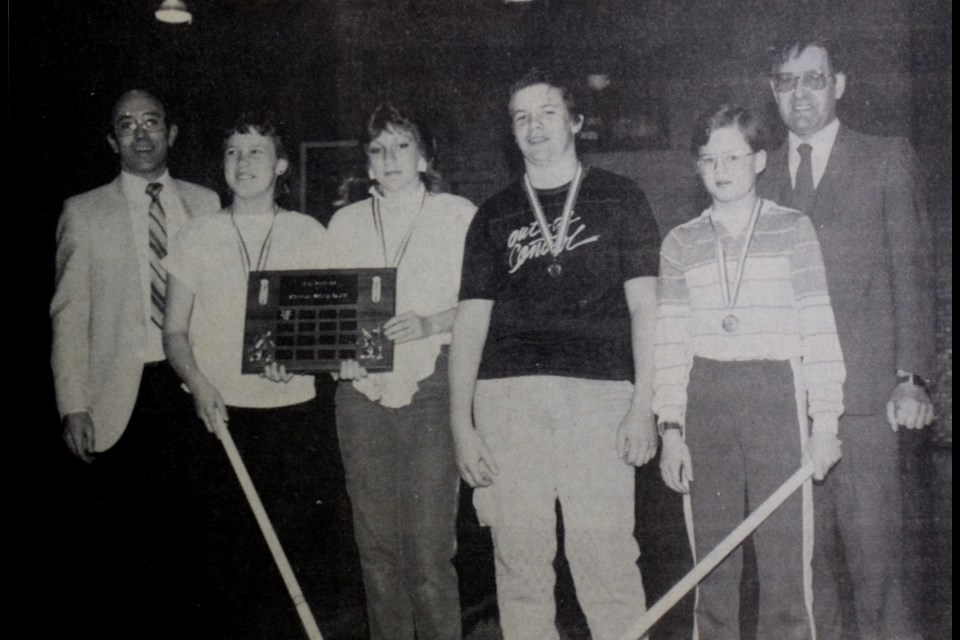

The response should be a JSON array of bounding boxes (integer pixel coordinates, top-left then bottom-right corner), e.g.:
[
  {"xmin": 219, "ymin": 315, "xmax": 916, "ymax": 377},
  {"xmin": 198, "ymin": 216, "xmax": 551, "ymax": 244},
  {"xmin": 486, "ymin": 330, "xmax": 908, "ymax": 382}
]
[
  {"xmin": 162, "ymin": 115, "xmax": 329, "ymax": 638},
  {"xmin": 652, "ymin": 104, "xmax": 846, "ymax": 639},
  {"xmin": 321, "ymin": 103, "xmax": 476, "ymax": 640}
]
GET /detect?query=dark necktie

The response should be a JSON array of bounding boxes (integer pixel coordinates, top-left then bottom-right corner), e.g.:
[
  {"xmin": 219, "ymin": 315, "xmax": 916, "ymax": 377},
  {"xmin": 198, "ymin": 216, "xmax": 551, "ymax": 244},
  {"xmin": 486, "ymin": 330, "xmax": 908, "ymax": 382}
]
[
  {"xmin": 146, "ymin": 182, "xmax": 168, "ymax": 329},
  {"xmin": 791, "ymin": 143, "xmax": 816, "ymax": 214}
]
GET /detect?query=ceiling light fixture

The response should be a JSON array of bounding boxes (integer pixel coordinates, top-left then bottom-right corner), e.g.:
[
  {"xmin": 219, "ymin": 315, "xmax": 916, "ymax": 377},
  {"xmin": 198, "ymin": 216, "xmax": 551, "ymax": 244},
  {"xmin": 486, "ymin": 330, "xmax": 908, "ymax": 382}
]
[{"xmin": 155, "ymin": 0, "xmax": 193, "ymax": 24}]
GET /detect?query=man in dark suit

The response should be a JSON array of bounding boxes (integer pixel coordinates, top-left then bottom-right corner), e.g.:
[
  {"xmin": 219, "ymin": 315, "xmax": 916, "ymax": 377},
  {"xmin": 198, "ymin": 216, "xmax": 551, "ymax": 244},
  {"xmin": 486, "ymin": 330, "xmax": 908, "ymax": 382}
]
[
  {"xmin": 51, "ymin": 89, "xmax": 220, "ymax": 636},
  {"xmin": 759, "ymin": 39, "xmax": 935, "ymax": 640}
]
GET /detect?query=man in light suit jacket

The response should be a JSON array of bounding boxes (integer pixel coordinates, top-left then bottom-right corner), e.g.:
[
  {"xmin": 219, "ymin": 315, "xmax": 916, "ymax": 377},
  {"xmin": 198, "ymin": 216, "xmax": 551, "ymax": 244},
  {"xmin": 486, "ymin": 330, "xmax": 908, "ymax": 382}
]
[
  {"xmin": 759, "ymin": 39, "xmax": 935, "ymax": 640},
  {"xmin": 51, "ymin": 89, "xmax": 220, "ymax": 636}
]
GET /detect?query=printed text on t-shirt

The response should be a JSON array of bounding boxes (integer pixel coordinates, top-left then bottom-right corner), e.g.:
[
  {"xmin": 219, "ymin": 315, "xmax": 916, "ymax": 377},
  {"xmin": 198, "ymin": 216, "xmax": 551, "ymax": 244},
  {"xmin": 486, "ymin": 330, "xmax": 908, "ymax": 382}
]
[{"xmin": 507, "ymin": 215, "xmax": 600, "ymax": 273}]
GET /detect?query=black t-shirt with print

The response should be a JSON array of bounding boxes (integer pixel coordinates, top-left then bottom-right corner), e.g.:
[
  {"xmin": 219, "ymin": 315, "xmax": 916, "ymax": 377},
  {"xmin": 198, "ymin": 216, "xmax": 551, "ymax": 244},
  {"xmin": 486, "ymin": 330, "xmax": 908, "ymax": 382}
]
[{"xmin": 460, "ymin": 166, "xmax": 660, "ymax": 381}]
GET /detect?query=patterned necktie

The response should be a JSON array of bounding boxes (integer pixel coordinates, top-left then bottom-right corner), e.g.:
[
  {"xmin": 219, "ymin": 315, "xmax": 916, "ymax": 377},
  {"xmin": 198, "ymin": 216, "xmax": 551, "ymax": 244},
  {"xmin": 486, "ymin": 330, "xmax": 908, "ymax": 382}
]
[
  {"xmin": 791, "ymin": 143, "xmax": 816, "ymax": 214},
  {"xmin": 146, "ymin": 182, "xmax": 168, "ymax": 329}
]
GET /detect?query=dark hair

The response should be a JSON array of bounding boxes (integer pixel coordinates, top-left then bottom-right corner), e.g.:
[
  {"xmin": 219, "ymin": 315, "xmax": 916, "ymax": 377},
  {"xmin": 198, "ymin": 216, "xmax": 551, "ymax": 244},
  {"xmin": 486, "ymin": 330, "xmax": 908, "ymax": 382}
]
[
  {"xmin": 690, "ymin": 103, "xmax": 767, "ymax": 155},
  {"xmin": 224, "ymin": 113, "xmax": 292, "ymax": 198},
  {"xmin": 768, "ymin": 34, "xmax": 845, "ymax": 75},
  {"xmin": 508, "ymin": 67, "xmax": 582, "ymax": 123},
  {"xmin": 364, "ymin": 103, "xmax": 441, "ymax": 193},
  {"xmin": 109, "ymin": 88, "xmax": 170, "ymax": 131}
]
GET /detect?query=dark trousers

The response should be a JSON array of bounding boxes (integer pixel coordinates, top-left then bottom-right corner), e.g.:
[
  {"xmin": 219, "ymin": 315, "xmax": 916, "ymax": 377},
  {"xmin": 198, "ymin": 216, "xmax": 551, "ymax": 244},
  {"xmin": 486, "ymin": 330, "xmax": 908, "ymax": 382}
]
[
  {"xmin": 335, "ymin": 351, "xmax": 461, "ymax": 640},
  {"xmin": 685, "ymin": 358, "xmax": 812, "ymax": 640},
  {"xmin": 812, "ymin": 414, "xmax": 918, "ymax": 640},
  {"xmin": 59, "ymin": 361, "xmax": 207, "ymax": 639},
  {"xmin": 194, "ymin": 398, "xmax": 354, "ymax": 640}
]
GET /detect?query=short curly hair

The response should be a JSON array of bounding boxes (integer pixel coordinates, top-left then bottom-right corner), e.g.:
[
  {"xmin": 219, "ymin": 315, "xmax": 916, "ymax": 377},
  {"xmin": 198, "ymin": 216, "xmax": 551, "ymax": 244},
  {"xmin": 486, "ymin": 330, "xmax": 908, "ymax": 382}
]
[{"xmin": 224, "ymin": 112, "xmax": 291, "ymax": 197}]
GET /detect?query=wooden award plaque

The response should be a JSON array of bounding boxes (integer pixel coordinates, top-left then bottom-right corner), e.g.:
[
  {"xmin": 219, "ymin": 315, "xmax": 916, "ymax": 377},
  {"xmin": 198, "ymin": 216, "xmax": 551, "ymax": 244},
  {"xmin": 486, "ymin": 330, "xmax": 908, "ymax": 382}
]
[{"xmin": 241, "ymin": 268, "xmax": 397, "ymax": 374}]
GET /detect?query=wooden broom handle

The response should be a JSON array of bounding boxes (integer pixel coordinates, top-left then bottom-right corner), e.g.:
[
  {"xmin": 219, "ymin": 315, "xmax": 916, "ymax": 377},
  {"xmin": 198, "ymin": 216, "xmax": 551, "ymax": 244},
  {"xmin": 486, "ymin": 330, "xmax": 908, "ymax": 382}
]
[
  {"xmin": 217, "ymin": 418, "xmax": 324, "ymax": 640},
  {"xmin": 619, "ymin": 464, "xmax": 814, "ymax": 640}
]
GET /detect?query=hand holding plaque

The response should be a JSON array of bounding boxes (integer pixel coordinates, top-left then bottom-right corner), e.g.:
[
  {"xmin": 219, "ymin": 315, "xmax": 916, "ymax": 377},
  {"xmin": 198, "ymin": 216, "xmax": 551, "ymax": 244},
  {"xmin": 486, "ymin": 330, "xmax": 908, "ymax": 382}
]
[{"xmin": 384, "ymin": 312, "xmax": 431, "ymax": 344}]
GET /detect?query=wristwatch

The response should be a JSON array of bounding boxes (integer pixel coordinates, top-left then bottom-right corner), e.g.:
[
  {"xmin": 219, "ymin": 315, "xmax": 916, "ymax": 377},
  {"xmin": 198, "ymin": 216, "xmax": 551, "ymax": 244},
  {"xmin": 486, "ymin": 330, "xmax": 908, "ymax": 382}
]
[
  {"xmin": 658, "ymin": 422, "xmax": 683, "ymax": 438},
  {"xmin": 896, "ymin": 370, "xmax": 930, "ymax": 390}
]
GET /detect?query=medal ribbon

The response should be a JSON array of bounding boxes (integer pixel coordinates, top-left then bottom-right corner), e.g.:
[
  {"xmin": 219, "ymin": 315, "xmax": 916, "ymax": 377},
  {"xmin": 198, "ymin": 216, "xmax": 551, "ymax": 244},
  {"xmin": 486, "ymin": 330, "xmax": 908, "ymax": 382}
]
[
  {"xmin": 522, "ymin": 163, "xmax": 585, "ymax": 265},
  {"xmin": 371, "ymin": 189, "xmax": 428, "ymax": 268},
  {"xmin": 710, "ymin": 197, "xmax": 763, "ymax": 311},
  {"xmin": 231, "ymin": 204, "xmax": 279, "ymax": 273}
]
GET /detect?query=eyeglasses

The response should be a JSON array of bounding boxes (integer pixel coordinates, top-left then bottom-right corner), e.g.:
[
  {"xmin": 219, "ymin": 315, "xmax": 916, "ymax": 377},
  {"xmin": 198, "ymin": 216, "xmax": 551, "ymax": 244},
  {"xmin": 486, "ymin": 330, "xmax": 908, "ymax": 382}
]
[
  {"xmin": 114, "ymin": 115, "xmax": 166, "ymax": 136},
  {"xmin": 696, "ymin": 152, "xmax": 755, "ymax": 173},
  {"xmin": 770, "ymin": 70, "xmax": 833, "ymax": 93}
]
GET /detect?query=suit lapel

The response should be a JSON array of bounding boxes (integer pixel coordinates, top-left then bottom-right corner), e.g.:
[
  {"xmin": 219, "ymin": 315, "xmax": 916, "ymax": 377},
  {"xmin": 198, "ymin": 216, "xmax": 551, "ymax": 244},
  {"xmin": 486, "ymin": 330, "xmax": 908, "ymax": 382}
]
[
  {"xmin": 809, "ymin": 125, "xmax": 854, "ymax": 223},
  {"xmin": 765, "ymin": 145, "xmax": 793, "ymax": 205},
  {"xmin": 175, "ymin": 180, "xmax": 206, "ymax": 219},
  {"xmin": 103, "ymin": 177, "xmax": 147, "ymax": 324},
  {"xmin": 104, "ymin": 177, "xmax": 137, "ymax": 254}
]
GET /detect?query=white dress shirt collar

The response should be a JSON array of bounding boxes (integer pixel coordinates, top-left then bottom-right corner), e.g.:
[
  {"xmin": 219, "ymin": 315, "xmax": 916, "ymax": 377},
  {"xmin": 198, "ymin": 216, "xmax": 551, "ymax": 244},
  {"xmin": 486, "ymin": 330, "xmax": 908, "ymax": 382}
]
[
  {"xmin": 119, "ymin": 169, "xmax": 174, "ymax": 202},
  {"xmin": 787, "ymin": 118, "xmax": 841, "ymax": 190}
]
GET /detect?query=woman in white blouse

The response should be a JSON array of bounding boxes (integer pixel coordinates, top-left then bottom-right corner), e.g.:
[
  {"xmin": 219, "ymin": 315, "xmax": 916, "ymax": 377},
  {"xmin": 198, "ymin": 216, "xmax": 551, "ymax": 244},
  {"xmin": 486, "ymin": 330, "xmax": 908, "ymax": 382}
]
[
  {"xmin": 322, "ymin": 103, "xmax": 476, "ymax": 640},
  {"xmin": 653, "ymin": 104, "xmax": 845, "ymax": 640},
  {"xmin": 162, "ymin": 115, "xmax": 328, "ymax": 637}
]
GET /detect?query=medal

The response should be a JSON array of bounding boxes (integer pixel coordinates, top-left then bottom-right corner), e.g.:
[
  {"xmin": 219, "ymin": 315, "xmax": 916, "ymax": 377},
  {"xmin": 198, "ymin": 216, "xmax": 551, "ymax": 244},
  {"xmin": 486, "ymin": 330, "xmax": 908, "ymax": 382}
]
[
  {"xmin": 710, "ymin": 198, "xmax": 763, "ymax": 333},
  {"xmin": 522, "ymin": 163, "xmax": 586, "ymax": 277}
]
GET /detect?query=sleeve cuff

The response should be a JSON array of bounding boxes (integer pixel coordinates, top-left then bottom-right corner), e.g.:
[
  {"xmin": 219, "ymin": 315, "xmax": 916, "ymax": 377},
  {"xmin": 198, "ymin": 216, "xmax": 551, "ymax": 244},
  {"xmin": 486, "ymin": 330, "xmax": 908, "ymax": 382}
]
[
  {"xmin": 811, "ymin": 415, "xmax": 839, "ymax": 435},
  {"xmin": 896, "ymin": 370, "xmax": 931, "ymax": 390}
]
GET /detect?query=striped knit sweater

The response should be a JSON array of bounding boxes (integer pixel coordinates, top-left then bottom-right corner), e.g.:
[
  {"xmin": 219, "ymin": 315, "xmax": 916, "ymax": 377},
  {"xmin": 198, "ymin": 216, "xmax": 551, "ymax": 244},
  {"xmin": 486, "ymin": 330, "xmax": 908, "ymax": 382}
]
[{"xmin": 653, "ymin": 199, "xmax": 846, "ymax": 434}]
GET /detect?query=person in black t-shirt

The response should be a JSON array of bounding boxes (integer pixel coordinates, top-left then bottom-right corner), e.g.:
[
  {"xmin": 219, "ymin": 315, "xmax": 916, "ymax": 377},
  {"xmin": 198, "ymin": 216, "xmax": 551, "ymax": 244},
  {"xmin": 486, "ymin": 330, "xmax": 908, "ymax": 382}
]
[{"xmin": 449, "ymin": 68, "xmax": 661, "ymax": 640}]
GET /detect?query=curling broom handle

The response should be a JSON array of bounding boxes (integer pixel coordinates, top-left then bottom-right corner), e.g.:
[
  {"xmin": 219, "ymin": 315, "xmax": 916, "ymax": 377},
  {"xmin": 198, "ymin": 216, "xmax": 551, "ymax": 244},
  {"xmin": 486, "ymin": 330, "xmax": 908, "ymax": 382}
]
[
  {"xmin": 619, "ymin": 463, "xmax": 815, "ymax": 640},
  {"xmin": 217, "ymin": 417, "xmax": 324, "ymax": 640}
]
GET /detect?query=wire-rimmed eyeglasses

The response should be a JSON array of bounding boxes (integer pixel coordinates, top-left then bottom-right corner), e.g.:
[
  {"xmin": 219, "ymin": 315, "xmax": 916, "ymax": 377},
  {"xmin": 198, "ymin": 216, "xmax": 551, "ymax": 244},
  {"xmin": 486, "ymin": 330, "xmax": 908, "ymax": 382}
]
[
  {"xmin": 696, "ymin": 152, "xmax": 756, "ymax": 173},
  {"xmin": 114, "ymin": 115, "xmax": 167, "ymax": 136}
]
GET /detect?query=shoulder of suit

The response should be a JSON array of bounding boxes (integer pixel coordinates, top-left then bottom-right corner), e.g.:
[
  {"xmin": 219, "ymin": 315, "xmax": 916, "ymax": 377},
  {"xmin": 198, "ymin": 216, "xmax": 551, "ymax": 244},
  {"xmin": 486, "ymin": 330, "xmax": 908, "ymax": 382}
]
[
  {"xmin": 60, "ymin": 180, "xmax": 124, "ymax": 229},
  {"xmin": 172, "ymin": 178, "xmax": 216, "ymax": 194},
  {"xmin": 63, "ymin": 179, "xmax": 120, "ymax": 209},
  {"xmin": 839, "ymin": 126, "xmax": 910, "ymax": 156},
  {"xmin": 173, "ymin": 179, "xmax": 221, "ymax": 207}
]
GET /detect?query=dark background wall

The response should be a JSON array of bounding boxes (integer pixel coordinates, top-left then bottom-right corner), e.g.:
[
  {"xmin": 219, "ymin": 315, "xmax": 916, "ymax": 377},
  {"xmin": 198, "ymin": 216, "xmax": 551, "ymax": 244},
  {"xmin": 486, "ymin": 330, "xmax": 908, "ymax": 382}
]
[{"xmin": 11, "ymin": 0, "xmax": 950, "ymax": 635}]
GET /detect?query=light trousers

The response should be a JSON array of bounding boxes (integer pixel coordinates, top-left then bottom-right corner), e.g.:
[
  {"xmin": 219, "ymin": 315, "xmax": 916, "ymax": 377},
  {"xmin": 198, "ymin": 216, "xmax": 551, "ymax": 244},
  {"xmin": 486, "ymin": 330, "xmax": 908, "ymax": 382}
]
[{"xmin": 473, "ymin": 376, "xmax": 647, "ymax": 640}]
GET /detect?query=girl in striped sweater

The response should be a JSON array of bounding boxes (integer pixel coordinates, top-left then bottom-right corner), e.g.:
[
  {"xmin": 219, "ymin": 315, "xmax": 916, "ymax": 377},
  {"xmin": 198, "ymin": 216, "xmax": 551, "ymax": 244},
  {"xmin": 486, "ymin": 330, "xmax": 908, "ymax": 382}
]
[{"xmin": 653, "ymin": 104, "xmax": 845, "ymax": 640}]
